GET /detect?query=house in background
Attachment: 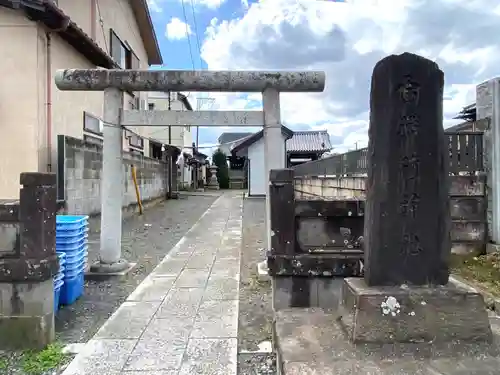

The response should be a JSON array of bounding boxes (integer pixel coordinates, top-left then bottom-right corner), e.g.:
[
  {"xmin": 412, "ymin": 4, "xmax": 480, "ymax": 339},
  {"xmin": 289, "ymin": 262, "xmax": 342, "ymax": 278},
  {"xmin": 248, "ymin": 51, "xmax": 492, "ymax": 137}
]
[
  {"xmin": 146, "ymin": 92, "xmax": 198, "ymax": 189},
  {"xmin": 217, "ymin": 129, "xmax": 332, "ymax": 194},
  {"xmin": 231, "ymin": 126, "xmax": 293, "ymax": 196},
  {"xmin": 287, "ymin": 130, "xmax": 332, "ymax": 166},
  {"xmin": 218, "ymin": 132, "xmax": 254, "ymax": 156},
  {"xmin": 0, "ymin": 0, "xmax": 161, "ymax": 198},
  {"xmin": 448, "ymin": 103, "xmax": 488, "ymax": 133}
]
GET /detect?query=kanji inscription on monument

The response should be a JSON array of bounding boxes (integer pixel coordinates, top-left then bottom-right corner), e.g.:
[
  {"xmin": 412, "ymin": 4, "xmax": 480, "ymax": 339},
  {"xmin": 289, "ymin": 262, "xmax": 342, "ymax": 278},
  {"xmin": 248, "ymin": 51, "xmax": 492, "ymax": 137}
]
[{"xmin": 363, "ymin": 52, "xmax": 450, "ymax": 286}]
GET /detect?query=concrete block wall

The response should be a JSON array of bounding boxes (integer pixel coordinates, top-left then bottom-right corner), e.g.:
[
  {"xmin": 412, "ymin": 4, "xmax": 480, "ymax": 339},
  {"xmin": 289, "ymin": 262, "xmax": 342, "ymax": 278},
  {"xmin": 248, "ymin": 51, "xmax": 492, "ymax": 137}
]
[
  {"xmin": 294, "ymin": 175, "xmax": 487, "ymax": 255},
  {"xmin": 59, "ymin": 135, "xmax": 168, "ymax": 215}
]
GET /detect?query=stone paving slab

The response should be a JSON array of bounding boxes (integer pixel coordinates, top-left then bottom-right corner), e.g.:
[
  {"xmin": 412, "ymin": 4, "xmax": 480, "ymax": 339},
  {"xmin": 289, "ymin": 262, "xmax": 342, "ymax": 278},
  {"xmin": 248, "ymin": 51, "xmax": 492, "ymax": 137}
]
[{"xmin": 62, "ymin": 192, "xmax": 243, "ymax": 375}]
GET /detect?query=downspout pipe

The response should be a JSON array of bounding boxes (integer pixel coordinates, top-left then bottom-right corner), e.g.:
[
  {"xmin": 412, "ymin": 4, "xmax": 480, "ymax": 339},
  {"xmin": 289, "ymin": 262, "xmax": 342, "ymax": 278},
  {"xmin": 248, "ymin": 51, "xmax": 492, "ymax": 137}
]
[
  {"xmin": 46, "ymin": 32, "xmax": 52, "ymax": 172},
  {"xmin": 45, "ymin": 19, "xmax": 69, "ymax": 172}
]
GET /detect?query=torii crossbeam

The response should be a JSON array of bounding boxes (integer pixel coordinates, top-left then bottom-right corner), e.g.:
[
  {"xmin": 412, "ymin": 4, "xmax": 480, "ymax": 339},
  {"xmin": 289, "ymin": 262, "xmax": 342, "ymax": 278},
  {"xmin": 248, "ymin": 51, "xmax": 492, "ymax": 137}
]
[{"xmin": 55, "ymin": 69, "xmax": 326, "ymax": 275}]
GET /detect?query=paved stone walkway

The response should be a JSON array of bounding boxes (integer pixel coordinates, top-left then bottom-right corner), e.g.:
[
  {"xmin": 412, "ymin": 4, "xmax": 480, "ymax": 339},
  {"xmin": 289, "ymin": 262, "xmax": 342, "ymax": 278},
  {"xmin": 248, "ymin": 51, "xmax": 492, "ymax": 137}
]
[{"xmin": 62, "ymin": 192, "xmax": 243, "ymax": 375}]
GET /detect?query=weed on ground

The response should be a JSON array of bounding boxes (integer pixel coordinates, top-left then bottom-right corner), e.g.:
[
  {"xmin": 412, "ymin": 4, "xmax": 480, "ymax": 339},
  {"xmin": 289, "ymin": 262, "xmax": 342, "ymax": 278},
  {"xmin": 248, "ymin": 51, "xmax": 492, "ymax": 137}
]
[
  {"xmin": 451, "ymin": 252, "xmax": 500, "ymax": 297},
  {"xmin": 0, "ymin": 343, "xmax": 72, "ymax": 375}
]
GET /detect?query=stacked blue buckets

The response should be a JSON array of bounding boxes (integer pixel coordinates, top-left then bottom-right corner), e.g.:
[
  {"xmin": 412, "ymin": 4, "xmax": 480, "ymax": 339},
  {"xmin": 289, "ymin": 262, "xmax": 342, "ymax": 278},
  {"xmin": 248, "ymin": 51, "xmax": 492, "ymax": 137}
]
[
  {"xmin": 55, "ymin": 215, "xmax": 89, "ymax": 307},
  {"xmin": 53, "ymin": 252, "xmax": 65, "ymax": 312}
]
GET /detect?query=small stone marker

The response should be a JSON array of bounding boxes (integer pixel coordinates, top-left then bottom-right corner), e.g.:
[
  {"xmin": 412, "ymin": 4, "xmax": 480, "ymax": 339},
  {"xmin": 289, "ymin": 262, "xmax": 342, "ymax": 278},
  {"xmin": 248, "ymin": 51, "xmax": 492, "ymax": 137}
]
[
  {"xmin": 339, "ymin": 53, "xmax": 492, "ymax": 344},
  {"xmin": 207, "ymin": 165, "xmax": 220, "ymax": 190},
  {"xmin": 363, "ymin": 52, "xmax": 450, "ymax": 286}
]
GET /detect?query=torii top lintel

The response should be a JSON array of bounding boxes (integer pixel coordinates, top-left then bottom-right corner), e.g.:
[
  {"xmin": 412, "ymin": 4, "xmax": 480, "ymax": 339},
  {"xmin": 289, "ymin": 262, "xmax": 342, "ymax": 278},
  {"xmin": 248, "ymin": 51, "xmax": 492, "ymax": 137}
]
[{"xmin": 54, "ymin": 69, "xmax": 326, "ymax": 92}]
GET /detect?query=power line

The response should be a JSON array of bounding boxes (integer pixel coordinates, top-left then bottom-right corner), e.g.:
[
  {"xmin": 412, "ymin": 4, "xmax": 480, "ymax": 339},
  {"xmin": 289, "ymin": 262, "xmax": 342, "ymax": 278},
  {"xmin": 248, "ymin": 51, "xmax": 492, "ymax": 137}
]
[
  {"xmin": 95, "ymin": 0, "xmax": 109, "ymax": 54},
  {"xmin": 189, "ymin": 0, "xmax": 204, "ymax": 69},
  {"xmin": 180, "ymin": 0, "xmax": 196, "ymax": 70}
]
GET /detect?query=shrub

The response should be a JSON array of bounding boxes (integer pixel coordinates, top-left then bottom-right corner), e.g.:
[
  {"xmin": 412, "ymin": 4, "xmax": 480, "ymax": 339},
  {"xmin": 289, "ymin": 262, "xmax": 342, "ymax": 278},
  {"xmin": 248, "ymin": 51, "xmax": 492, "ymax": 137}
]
[{"xmin": 212, "ymin": 149, "xmax": 230, "ymax": 189}]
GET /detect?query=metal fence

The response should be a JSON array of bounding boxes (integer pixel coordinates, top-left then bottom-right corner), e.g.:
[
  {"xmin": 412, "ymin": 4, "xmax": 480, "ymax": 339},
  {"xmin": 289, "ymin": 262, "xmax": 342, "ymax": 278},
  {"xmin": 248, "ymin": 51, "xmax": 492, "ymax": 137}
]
[{"xmin": 293, "ymin": 132, "xmax": 484, "ymax": 177}]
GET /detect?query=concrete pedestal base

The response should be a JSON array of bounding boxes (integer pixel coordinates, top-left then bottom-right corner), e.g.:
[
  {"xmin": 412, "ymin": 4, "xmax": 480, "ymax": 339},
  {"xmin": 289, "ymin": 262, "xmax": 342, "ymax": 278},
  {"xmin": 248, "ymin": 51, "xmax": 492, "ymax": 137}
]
[
  {"xmin": 86, "ymin": 259, "xmax": 136, "ymax": 280},
  {"xmin": 0, "ymin": 280, "xmax": 54, "ymax": 349},
  {"xmin": 339, "ymin": 277, "xmax": 492, "ymax": 344}
]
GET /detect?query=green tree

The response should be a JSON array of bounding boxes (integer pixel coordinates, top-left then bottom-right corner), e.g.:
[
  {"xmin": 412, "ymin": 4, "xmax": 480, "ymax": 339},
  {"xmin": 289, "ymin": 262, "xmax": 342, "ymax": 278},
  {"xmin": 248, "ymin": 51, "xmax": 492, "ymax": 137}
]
[{"xmin": 212, "ymin": 149, "xmax": 230, "ymax": 189}]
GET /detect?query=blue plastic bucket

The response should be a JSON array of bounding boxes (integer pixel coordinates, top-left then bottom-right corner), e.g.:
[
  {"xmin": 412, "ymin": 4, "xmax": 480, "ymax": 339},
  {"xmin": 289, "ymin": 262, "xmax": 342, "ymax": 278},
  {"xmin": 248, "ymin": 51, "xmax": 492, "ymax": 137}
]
[
  {"xmin": 64, "ymin": 246, "xmax": 88, "ymax": 262},
  {"xmin": 64, "ymin": 259, "xmax": 87, "ymax": 278},
  {"xmin": 56, "ymin": 226, "xmax": 88, "ymax": 238},
  {"xmin": 53, "ymin": 279, "xmax": 64, "ymax": 312},
  {"xmin": 57, "ymin": 252, "xmax": 66, "ymax": 268},
  {"xmin": 56, "ymin": 231, "xmax": 88, "ymax": 244},
  {"xmin": 56, "ymin": 215, "xmax": 89, "ymax": 231},
  {"xmin": 54, "ymin": 271, "xmax": 64, "ymax": 283},
  {"xmin": 60, "ymin": 271, "xmax": 84, "ymax": 306},
  {"xmin": 56, "ymin": 239, "xmax": 88, "ymax": 253}
]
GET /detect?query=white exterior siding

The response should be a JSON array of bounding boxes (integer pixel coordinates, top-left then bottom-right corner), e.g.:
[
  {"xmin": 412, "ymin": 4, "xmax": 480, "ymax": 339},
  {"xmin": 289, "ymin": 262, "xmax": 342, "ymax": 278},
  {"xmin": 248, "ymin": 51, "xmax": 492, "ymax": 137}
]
[
  {"xmin": 0, "ymin": 2, "xmax": 158, "ymax": 198},
  {"xmin": 247, "ymin": 133, "xmax": 288, "ymax": 196}
]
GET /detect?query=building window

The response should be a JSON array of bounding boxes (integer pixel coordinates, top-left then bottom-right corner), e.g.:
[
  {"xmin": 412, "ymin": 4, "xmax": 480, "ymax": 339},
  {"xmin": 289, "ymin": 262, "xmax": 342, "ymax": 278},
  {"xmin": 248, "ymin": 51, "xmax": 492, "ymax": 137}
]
[
  {"xmin": 84, "ymin": 134, "xmax": 103, "ymax": 147},
  {"xmin": 83, "ymin": 112, "xmax": 103, "ymax": 135},
  {"xmin": 148, "ymin": 103, "xmax": 155, "ymax": 111},
  {"xmin": 110, "ymin": 29, "xmax": 140, "ymax": 70},
  {"xmin": 129, "ymin": 134, "xmax": 144, "ymax": 149},
  {"xmin": 130, "ymin": 50, "xmax": 140, "ymax": 69}
]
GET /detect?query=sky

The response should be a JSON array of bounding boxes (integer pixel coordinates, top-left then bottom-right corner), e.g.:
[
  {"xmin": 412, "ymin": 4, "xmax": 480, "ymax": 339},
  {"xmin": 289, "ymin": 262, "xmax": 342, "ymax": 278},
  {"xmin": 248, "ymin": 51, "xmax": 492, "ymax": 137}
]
[{"xmin": 146, "ymin": 0, "xmax": 500, "ymax": 154}]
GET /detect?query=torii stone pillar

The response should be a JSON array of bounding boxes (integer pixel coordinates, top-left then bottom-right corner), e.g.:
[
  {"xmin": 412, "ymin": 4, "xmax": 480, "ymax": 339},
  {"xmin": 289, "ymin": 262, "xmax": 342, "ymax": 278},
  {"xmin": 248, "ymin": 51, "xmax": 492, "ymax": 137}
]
[{"xmin": 55, "ymin": 70, "xmax": 325, "ymax": 274}]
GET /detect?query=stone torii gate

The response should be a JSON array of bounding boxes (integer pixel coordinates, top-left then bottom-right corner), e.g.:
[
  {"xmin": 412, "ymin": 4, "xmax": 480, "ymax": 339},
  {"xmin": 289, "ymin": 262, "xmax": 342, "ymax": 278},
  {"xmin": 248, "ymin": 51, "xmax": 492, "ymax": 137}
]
[{"xmin": 55, "ymin": 69, "xmax": 326, "ymax": 275}]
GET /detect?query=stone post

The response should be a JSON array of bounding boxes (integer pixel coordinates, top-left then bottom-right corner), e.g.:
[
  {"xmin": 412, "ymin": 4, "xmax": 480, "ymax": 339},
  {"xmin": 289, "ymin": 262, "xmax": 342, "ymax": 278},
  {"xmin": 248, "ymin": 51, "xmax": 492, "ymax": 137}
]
[
  {"xmin": 0, "ymin": 173, "xmax": 59, "ymax": 349},
  {"xmin": 363, "ymin": 53, "xmax": 450, "ymax": 286},
  {"xmin": 339, "ymin": 53, "xmax": 492, "ymax": 344},
  {"xmin": 263, "ymin": 88, "xmax": 286, "ymax": 251},
  {"xmin": 476, "ymin": 79, "xmax": 500, "ymax": 252},
  {"xmin": 89, "ymin": 88, "xmax": 130, "ymax": 274}
]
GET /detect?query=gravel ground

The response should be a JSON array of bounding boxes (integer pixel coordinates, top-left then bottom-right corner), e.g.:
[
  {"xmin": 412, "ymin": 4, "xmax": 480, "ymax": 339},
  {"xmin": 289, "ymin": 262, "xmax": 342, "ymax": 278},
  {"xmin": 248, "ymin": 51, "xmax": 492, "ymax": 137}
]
[
  {"xmin": 238, "ymin": 353, "xmax": 276, "ymax": 375},
  {"xmin": 237, "ymin": 197, "xmax": 276, "ymax": 375},
  {"xmin": 55, "ymin": 195, "xmax": 218, "ymax": 344}
]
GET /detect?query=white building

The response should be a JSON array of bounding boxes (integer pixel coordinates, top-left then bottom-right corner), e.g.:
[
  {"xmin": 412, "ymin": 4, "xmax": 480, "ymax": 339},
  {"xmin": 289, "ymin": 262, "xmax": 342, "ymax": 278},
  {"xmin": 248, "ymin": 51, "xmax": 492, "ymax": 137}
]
[{"xmin": 145, "ymin": 92, "xmax": 194, "ymax": 189}]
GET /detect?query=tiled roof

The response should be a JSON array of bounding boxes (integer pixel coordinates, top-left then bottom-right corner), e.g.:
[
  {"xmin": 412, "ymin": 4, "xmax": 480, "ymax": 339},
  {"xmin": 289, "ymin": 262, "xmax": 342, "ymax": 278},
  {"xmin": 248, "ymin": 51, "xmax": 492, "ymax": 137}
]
[
  {"xmin": 218, "ymin": 132, "xmax": 253, "ymax": 144},
  {"xmin": 286, "ymin": 130, "xmax": 332, "ymax": 153},
  {"xmin": 231, "ymin": 126, "xmax": 294, "ymax": 153}
]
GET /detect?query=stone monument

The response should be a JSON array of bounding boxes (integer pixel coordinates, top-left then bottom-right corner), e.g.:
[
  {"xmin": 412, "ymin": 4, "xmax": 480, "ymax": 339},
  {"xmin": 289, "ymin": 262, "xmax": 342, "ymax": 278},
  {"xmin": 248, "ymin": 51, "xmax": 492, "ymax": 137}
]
[
  {"xmin": 207, "ymin": 165, "xmax": 220, "ymax": 190},
  {"xmin": 339, "ymin": 52, "xmax": 492, "ymax": 343}
]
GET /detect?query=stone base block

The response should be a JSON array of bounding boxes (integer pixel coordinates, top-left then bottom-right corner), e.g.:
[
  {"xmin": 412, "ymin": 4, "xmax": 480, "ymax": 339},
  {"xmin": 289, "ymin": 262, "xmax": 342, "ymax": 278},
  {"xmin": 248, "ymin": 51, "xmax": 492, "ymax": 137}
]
[
  {"xmin": 86, "ymin": 261, "xmax": 137, "ymax": 280},
  {"xmin": 339, "ymin": 277, "xmax": 492, "ymax": 344},
  {"xmin": 0, "ymin": 314, "xmax": 54, "ymax": 349},
  {"xmin": 272, "ymin": 276, "xmax": 344, "ymax": 310},
  {"xmin": 0, "ymin": 279, "xmax": 55, "ymax": 349}
]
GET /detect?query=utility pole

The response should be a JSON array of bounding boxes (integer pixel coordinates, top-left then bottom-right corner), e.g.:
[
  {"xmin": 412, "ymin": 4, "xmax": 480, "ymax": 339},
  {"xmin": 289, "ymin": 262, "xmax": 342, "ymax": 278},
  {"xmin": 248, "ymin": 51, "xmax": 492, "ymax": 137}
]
[
  {"xmin": 167, "ymin": 91, "xmax": 172, "ymax": 198},
  {"xmin": 168, "ymin": 91, "xmax": 172, "ymax": 145}
]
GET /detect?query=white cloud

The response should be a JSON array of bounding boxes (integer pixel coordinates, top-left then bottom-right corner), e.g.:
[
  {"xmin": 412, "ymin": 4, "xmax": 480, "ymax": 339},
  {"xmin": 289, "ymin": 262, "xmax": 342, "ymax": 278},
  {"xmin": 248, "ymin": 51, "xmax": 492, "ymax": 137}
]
[
  {"xmin": 199, "ymin": 0, "xmax": 500, "ymax": 151},
  {"xmin": 147, "ymin": 0, "xmax": 162, "ymax": 13},
  {"xmin": 148, "ymin": 0, "xmax": 226, "ymax": 12},
  {"xmin": 165, "ymin": 17, "xmax": 192, "ymax": 40},
  {"xmin": 193, "ymin": 0, "xmax": 226, "ymax": 9}
]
